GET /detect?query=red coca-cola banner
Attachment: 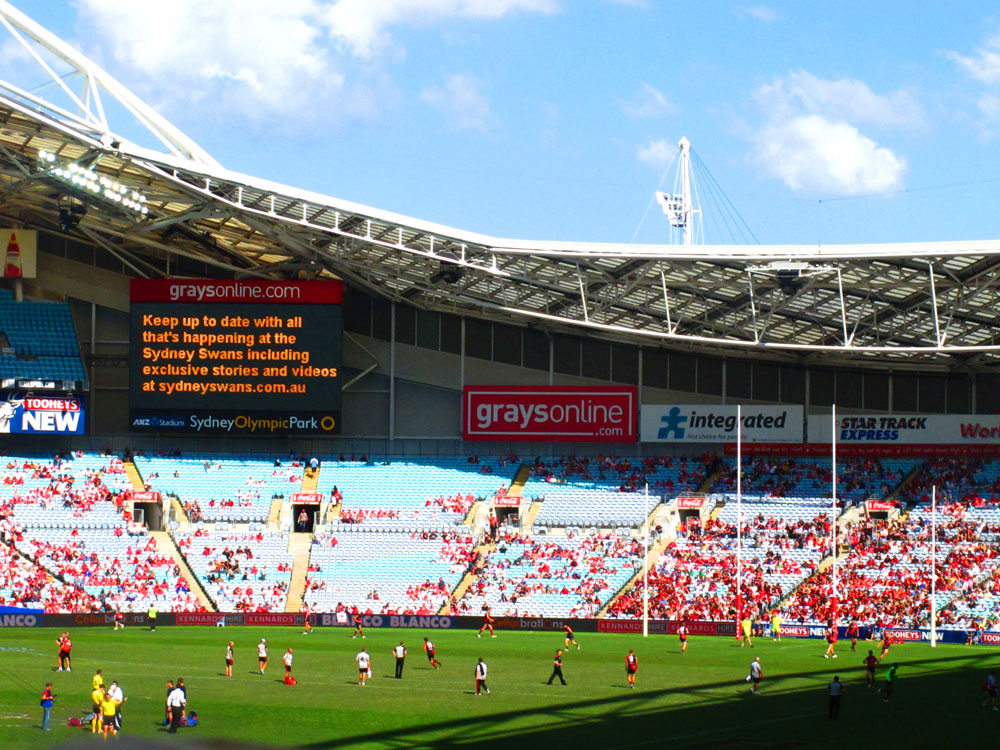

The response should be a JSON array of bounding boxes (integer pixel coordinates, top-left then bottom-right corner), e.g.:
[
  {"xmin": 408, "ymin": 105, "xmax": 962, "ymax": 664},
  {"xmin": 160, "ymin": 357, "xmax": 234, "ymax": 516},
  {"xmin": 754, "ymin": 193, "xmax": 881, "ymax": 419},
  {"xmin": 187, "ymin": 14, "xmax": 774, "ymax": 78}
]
[
  {"xmin": 494, "ymin": 496, "xmax": 521, "ymax": 507},
  {"xmin": 463, "ymin": 385, "xmax": 637, "ymax": 442},
  {"xmin": 291, "ymin": 493, "xmax": 323, "ymax": 504},
  {"xmin": 676, "ymin": 497, "xmax": 705, "ymax": 509},
  {"xmin": 129, "ymin": 491, "xmax": 161, "ymax": 502},
  {"xmin": 867, "ymin": 500, "xmax": 898, "ymax": 511}
]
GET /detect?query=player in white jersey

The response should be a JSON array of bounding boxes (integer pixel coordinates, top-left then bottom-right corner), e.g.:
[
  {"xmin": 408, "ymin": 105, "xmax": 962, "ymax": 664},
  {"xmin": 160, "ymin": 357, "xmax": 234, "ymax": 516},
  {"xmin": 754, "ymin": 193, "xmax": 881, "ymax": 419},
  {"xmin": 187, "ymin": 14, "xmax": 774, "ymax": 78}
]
[
  {"xmin": 257, "ymin": 639, "xmax": 268, "ymax": 674},
  {"xmin": 356, "ymin": 648, "xmax": 371, "ymax": 686}
]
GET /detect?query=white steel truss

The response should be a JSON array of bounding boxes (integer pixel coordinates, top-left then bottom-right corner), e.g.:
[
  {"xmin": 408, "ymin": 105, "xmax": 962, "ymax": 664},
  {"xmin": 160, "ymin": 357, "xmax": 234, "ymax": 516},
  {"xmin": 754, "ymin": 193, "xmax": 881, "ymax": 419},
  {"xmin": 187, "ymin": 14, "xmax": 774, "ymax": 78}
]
[{"xmin": 2, "ymin": 2, "xmax": 1000, "ymax": 369}]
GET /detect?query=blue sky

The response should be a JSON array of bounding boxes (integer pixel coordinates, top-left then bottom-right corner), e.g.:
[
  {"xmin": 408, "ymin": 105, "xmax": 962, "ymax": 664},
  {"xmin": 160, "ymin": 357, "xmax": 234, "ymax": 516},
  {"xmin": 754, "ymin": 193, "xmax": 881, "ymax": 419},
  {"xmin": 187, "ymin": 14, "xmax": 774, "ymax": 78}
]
[{"xmin": 7, "ymin": 1, "xmax": 1000, "ymax": 246}]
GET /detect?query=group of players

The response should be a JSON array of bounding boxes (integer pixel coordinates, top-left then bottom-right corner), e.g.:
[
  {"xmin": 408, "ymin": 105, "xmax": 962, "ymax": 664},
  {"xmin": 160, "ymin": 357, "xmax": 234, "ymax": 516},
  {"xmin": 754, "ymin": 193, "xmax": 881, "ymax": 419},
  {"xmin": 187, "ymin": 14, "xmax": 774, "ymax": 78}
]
[{"xmin": 44, "ymin": 608, "xmax": 911, "ymax": 739}]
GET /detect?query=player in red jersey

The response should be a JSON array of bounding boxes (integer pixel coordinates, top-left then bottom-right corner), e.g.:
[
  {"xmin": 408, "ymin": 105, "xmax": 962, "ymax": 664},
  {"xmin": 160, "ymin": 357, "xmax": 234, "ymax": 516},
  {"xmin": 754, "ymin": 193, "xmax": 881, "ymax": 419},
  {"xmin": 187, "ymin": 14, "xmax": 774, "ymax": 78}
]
[
  {"xmin": 678, "ymin": 622, "xmax": 689, "ymax": 654},
  {"xmin": 863, "ymin": 650, "xmax": 879, "ymax": 689},
  {"xmin": 302, "ymin": 606, "xmax": 313, "ymax": 635},
  {"xmin": 823, "ymin": 623, "xmax": 838, "ymax": 659},
  {"xmin": 477, "ymin": 609, "xmax": 496, "ymax": 638},
  {"xmin": 225, "ymin": 641, "xmax": 234, "ymax": 678},
  {"xmin": 847, "ymin": 621, "xmax": 860, "ymax": 652},
  {"xmin": 625, "ymin": 649, "xmax": 638, "ymax": 688},
  {"xmin": 351, "ymin": 611, "xmax": 365, "ymax": 639},
  {"xmin": 56, "ymin": 632, "xmax": 72, "ymax": 671},
  {"xmin": 564, "ymin": 624, "xmax": 580, "ymax": 650},
  {"xmin": 423, "ymin": 637, "xmax": 441, "ymax": 670},
  {"xmin": 113, "ymin": 610, "xmax": 125, "ymax": 631},
  {"xmin": 879, "ymin": 632, "xmax": 894, "ymax": 660}
]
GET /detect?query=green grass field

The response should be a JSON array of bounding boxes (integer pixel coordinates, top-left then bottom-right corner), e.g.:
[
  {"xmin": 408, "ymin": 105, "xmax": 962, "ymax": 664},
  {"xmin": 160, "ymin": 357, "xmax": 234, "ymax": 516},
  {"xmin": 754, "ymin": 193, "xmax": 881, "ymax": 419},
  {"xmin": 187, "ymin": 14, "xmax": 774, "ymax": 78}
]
[{"xmin": 0, "ymin": 626, "xmax": 997, "ymax": 749}]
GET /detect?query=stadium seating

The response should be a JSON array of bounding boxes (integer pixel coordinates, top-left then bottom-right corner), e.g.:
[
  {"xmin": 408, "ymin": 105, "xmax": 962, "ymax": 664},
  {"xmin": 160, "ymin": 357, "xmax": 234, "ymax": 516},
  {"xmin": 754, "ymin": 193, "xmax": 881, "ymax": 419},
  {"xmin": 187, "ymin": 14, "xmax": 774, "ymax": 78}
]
[
  {"xmin": 713, "ymin": 456, "xmax": 917, "ymax": 502},
  {"xmin": 0, "ymin": 289, "xmax": 87, "ymax": 382},
  {"xmin": 175, "ymin": 530, "xmax": 293, "ymax": 612},
  {"xmin": 522, "ymin": 455, "xmax": 714, "ymax": 527},
  {"xmin": 607, "ymin": 497, "xmax": 832, "ymax": 621},
  {"xmin": 304, "ymin": 527, "xmax": 476, "ymax": 615},
  {"xmin": 459, "ymin": 531, "xmax": 642, "ymax": 618},
  {"xmin": 313, "ymin": 456, "xmax": 513, "ymax": 512},
  {"xmin": 782, "ymin": 501, "xmax": 1000, "ymax": 628},
  {"xmin": 134, "ymin": 454, "xmax": 303, "ymax": 522}
]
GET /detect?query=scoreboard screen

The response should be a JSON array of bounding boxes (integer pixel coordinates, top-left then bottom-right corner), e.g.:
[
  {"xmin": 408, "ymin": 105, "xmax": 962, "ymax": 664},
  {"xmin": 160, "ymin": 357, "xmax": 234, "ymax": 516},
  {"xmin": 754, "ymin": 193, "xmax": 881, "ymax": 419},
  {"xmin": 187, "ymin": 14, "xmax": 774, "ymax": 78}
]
[{"xmin": 129, "ymin": 279, "xmax": 342, "ymax": 435}]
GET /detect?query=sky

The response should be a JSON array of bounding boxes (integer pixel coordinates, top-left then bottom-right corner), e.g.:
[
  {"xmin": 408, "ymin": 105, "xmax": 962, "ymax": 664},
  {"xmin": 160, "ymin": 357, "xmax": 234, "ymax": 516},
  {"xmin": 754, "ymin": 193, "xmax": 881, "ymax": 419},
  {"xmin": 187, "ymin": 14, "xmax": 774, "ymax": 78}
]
[{"xmin": 5, "ymin": 1, "xmax": 1000, "ymax": 246}]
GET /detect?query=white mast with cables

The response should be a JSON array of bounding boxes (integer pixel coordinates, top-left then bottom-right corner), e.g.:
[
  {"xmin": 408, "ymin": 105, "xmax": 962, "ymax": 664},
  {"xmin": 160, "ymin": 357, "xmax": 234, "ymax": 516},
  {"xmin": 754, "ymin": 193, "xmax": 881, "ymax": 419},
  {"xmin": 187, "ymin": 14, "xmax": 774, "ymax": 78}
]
[{"xmin": 655, "ymin": 137, "xmax": 702, "ymax": 246}]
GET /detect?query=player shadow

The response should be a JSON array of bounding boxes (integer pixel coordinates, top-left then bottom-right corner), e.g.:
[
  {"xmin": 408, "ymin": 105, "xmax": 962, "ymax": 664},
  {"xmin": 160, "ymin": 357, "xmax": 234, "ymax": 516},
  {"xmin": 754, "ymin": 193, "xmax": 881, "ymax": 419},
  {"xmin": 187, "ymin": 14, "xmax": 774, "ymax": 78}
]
[{"xmin": 296, "ymin": 649, "xmax": 996, "ymax": 750}]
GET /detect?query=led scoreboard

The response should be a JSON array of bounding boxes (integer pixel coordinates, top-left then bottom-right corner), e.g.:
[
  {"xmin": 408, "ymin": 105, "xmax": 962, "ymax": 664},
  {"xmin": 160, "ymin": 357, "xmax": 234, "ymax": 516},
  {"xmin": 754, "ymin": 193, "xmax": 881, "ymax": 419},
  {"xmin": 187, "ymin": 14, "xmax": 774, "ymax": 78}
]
[{"xmin": 129, "ymin": 279, "xmax": 342, "ymax": 435}]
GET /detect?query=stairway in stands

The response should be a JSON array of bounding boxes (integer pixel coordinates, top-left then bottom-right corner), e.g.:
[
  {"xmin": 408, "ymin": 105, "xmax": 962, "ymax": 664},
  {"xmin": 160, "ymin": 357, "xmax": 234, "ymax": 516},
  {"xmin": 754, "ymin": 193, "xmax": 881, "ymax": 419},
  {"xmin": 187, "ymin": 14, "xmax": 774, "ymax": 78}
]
[
  {"xmin": 123, "ymin": 459, "xmax": 146, "ymax": 491},
  {"xmin": 150, "ymin": 531, "xmax": 216, "ymax": 612},
  {"xmin": 284, "ymin": 532, "xmax": 314, "ymax": 613},
  {"xmin": 596, "ymin": 503, "xmax": 674, "ymax": 617}
]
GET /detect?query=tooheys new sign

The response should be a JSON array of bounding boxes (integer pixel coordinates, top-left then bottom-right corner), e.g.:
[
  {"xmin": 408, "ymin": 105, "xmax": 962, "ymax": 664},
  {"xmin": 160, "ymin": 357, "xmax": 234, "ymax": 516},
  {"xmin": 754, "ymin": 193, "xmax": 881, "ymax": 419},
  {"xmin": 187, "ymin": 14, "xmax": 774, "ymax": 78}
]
[
  {"xmin": 640, "ymin": 404, "xmax": 802, "ymax": 443},
  {"xmin": 463, "ymin": 386, "xmax": 637, "ymax": 442},
  {"xmin": 0, "ymin": 394, "xmax": 85, "ymax": 434}
]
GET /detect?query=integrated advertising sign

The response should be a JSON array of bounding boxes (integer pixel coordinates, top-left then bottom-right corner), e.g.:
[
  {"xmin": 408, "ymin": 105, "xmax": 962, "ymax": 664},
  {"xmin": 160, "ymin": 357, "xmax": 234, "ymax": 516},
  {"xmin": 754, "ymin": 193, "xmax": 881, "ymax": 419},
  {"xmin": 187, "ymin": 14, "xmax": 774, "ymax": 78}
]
[
  {"xmin": 129, "ymin": 279, "xmax": 343, "ymax": 435},
  {"xmin": 462, "ymin": 386, "xmax": 637, "ymax": 442},
  {"xmin": 0, "ymin": 394, "xmax": 85, "ymax": 434},
  {"xmin": 640, "ymin": 404, "xmax": 802, "ymax": 443},
  {"xmin": 808, "ymin": 413, "xmax": 1000, "ymax": 446}
]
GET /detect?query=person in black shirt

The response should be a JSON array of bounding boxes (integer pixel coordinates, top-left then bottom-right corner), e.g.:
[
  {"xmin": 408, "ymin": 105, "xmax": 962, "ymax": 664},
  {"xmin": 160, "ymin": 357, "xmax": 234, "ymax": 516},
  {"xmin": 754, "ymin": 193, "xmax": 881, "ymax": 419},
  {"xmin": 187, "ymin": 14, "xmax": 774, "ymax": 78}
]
[{"xmin": 547, "ymin": 649, "xmax": 566, "ymax": 685}]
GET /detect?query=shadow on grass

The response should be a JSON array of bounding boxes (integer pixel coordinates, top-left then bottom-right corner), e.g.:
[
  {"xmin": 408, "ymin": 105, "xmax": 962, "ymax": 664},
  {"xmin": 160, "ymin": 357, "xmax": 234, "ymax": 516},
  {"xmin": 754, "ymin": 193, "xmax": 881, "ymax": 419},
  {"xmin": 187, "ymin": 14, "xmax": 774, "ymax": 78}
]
[{"xmin": 293, "ymin": 650, "xmax": 1000, "ymax": 750}]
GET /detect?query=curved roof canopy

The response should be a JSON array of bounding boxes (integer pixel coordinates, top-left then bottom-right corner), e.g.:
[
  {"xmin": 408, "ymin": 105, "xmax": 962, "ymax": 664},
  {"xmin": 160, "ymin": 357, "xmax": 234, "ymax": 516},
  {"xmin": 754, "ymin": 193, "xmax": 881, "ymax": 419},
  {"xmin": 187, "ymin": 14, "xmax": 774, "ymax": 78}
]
[{"xmin": 2, "ymin": 1, "xmax": 1000, "ymax": 370}]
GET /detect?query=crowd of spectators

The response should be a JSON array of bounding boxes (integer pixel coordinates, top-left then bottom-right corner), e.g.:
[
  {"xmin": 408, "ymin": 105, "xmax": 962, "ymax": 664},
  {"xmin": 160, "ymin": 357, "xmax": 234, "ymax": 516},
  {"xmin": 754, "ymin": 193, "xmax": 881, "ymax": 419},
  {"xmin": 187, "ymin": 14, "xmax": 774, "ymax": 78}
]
[
  {"xmin": 713, "ymin": 456, "xmax": 907, "ymax": 501},
  {"xmin": 607, "ymin": 510, "xmax": 828, "ymax": 621},
  {"xmin": 459, "ymin": 531, "xmax": 642, "ymax": 618}
]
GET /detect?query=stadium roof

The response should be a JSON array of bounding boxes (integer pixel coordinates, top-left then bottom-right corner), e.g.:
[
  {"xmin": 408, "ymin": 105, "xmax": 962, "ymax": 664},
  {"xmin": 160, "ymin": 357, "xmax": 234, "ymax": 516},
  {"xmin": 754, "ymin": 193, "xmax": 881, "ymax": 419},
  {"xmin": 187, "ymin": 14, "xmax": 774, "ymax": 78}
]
[{"xmin": 2, "ymin": 1, "xmax": 1000, "ymax": 370}]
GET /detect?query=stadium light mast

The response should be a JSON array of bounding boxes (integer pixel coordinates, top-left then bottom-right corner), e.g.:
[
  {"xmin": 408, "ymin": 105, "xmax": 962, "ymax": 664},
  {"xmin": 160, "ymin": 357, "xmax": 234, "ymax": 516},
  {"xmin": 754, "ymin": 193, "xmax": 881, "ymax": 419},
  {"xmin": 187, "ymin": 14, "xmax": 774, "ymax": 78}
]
[{"xmin": 655, "ymin": 137, "xmax": 701, "ymax": 246}]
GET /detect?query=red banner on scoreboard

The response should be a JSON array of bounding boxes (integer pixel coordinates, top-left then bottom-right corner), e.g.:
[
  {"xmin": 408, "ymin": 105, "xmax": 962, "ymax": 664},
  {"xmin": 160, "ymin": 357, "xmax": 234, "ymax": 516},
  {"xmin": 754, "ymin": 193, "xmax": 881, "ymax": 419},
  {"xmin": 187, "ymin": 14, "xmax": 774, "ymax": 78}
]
[
  {"xmin": 129, "ymin": 491, "xmax": 161, "ymax": 502},
  {"xmin": 130, "ymin": 278, "xmax": 343, "ymax": 304},
  {"xmin": 676, "ymin": 497, "xmax": 705, "ymax": 509},
  {"xmin": 867, "ymin": 500, "xmax": 897, "ymax": 511},
  {"xmin": 463, "ymin": 385, "xmax": 637, "ymax": 442},
  {"xmin": 291, "ymin": 493, "xmax": 323, "ymax": 504}
]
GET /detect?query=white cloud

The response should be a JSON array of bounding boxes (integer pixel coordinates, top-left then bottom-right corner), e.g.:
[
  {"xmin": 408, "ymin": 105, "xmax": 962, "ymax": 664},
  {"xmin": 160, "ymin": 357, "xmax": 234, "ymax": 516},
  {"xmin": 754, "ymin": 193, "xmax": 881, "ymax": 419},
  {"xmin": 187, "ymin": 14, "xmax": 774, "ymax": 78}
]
[
  {"xmin": 754, "ymin": 71, "xmax": 923, "ymax": 128},
  {"xmin": 946, "ymin": 28, "xmax": 1000, "ymax": 85},
  {"xmin": 78, "ymin": 0, "xmax": 337, "ymax": 116},
  {"xmin": 421, "ymin": 72, "xmax": 493, "ymax": 131},
  {"xmin": 75, "ymin": 0, "xmax": 557, "ymax": 124},
  {"xmin": 622, "ymin": 83, "xmax": 673, "ymax": 119},
  {"xmin": 637, "ymin": 138, "xmax": 673, "ymax": 167},
  {"xmin": 324, "ymin": 0, "xmax": 560, "ymax": 58},
  {"xmin": 740, "ymin": 5, "xmax": 777, "ymax": 21},
  {"xmin": 754, "ymin": 114, "xmax": 906, "ymax": 195}
]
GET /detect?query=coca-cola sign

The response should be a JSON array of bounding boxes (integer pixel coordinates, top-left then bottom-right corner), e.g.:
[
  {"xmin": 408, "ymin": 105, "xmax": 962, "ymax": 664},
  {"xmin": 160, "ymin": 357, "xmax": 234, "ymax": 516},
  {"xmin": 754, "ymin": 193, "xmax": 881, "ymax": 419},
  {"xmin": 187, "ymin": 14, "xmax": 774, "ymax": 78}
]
[{"xmin": 676, "ymin": 497, "xmax": 705, "ymax": 509}]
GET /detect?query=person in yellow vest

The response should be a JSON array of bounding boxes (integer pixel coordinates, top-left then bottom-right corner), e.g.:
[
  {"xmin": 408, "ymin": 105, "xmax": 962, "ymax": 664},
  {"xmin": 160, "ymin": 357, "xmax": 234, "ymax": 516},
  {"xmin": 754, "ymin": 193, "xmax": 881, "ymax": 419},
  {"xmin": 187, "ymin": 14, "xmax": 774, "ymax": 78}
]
[
  {"xmin": 90, "ymin": 685, "xmax": 104, "ymax": 733},
  {"xmin": 100, "ymin": 691, "xmax": 120, "ymax": 738},
  {"xmin": 92, "ymin": 668, "xmax": 104, "ymax": 692},
  {"xmin": 740, "ymin": 616, "xmax": 754, "ymax": 647},
  {"xmin": 148, "ymin": 606, "xmax": 158, "ymax": 631},
  {"xmin": 771, "ymin": 611, "xmax": 783, "ymax": 642}
]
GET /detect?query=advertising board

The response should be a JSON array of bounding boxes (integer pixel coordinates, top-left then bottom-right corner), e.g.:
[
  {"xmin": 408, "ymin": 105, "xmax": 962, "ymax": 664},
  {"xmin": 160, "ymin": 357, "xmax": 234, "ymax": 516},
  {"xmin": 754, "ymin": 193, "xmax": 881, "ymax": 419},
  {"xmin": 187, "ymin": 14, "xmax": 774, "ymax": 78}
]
[
  {"xmin": 640, "ymin": 404, "xmax": 802, "ymax": 443},
  {"xmin": 129, "ymin": 279, "xmax": 342, "ymax": 435},
  {"xmin": 1, "ymin": 229, "xmax": 36, "ymax": 278},
  {"xmin": 0, "ymin": 394, "xmax": 84, "ymax": 434},
  {"xmin": 463, "ymin": 385, "xmax": 637, "ymax": 442},
  {"xmin": 808, "ymin": 413, "xmax": 1000, "ymax": 445}
]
